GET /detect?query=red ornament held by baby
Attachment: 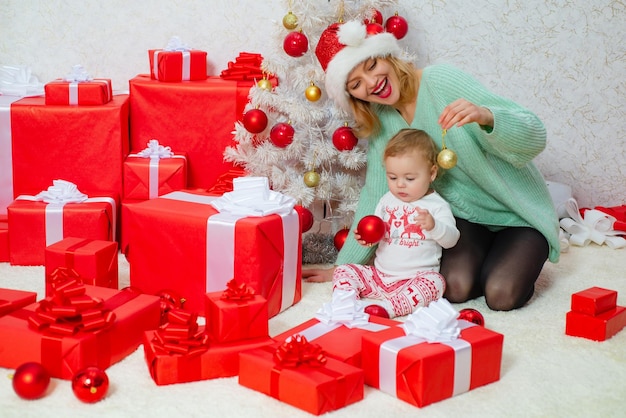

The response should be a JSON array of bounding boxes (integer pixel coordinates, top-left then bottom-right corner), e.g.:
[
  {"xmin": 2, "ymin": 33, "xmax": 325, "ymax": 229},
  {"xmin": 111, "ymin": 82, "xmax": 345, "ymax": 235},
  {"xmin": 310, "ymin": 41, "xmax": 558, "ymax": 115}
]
[{"xmin": 357, "ymin": 215, "xmax": 385, "ymax": 244}]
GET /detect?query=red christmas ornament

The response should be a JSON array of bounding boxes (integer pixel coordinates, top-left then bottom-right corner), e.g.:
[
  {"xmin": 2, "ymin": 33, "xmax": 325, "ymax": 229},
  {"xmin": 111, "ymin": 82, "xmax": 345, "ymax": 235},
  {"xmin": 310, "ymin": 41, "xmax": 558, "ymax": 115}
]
[
  {"xmin": 364, "ymin": 304, "xmax": 390, "ymax": 319},
  {"xmin": 357, "ymin": 215, "xmax": 385, "ymax": 244},
  {"xmin": 366, "ymin": 22, "xmax": 385, "ymax": 35},
  {"xmin": 365, "ymin": 9, "xmax": 384, "ymax": 25},
  {"xmin": 12, "ymin": 362, "xmax": 50, "ymax": 400},
  {"xmin": 283, "ymin": 31, "xmax": 309, "ymax": 57},
  {"xmin": 332, "ymin": 125, "xmax": 358, "ymax": 151},
  {"xmin": 458, "ymin": 308, "xmax": 485, "ymax": 326},
  {"xmin": 334, "ymin": 227, "xmax": 350, "ymax": 250},
  {"xmin": 270, "ymin": 122, "xmax": 295, "ymax": 148},
  {"xmin": 243, "ymin": 108, "xmax": 268, "ymax": 134},
  {"xmin": 385, "ymin": 13, "xmax": 409, "ymax": 39},
  {"xmin": 294, "ymin": 205, "xmax": 314, "ymax": 233},
  {"xmin": 72, "ymin": 366, "xmax": 109, "ymax": 403}
]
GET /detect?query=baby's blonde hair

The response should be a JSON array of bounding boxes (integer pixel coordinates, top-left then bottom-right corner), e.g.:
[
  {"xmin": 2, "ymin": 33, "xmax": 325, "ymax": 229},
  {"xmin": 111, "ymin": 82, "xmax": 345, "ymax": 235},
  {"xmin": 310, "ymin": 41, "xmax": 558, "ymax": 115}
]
[{"xmin": 384, "ymin": 129, "xmax": 438, "ymax": 177}]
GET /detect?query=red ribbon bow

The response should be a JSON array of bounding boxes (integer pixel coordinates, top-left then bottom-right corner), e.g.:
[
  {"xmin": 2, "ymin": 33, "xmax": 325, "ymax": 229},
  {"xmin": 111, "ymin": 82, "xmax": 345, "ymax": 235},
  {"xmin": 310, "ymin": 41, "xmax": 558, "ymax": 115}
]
[
  {"xmin": 221, "ymin": 279, "xmax": 256, "ymax": 301},
  {"xmin": 152, "ymin": 308, "xmax": 209, "ymax": 356},
  {"xmin": 274, "ymin": 334, "xmax": 327, "ymax": 368},
  {"xmin": 27, "ymin": 274, "xmax": 115, "ymax": 336},
  {"xmin": 220, "ymin": 52, "xmax": 268, "ymax": 81}
]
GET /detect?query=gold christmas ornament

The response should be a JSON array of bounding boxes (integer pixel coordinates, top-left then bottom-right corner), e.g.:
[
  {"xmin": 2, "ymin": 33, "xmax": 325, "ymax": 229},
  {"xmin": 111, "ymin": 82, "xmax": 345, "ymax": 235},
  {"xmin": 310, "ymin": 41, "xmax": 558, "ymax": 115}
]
[
  {"xmin": 303, "ymin": 170, "xmax": 320, "ymax": 187},
  {"xmin": 282, "ymin": 11, "xmax": 298, "ymax": 30},
  {"xmin": 305, "ymin": 81, "xmax": 322, "ymax": 102},
  {"xmin": 437, "ymin": 129, "xmax": 458, "ymax": 169},
  {"xmin": 257, "ymin": 78, "xmax": 273, "ymax": 91}
]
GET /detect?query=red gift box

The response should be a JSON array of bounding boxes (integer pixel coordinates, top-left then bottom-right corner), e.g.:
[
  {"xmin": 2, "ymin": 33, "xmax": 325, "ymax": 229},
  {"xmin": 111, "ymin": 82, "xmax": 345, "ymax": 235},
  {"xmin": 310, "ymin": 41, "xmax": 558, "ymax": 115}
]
[
  {"xmin": 10, "ymin": 95, "xmax": 129, "ymax": 198},
  {"xmin": 128, "ymin": 190, "xmax": 301, "ymax": 317},
  {"xmin": 238, "ymin": 337, "xmax": 365, "ymax": 415},
  {"xmin": 362, "ymin": 320, "xmax": 504, "ymax": 408},
  {"xmin": 144, "ymin": 309, "xmax": 273, "ymax": 385},
  {"xmin": 129, "ymin": 75, "xmax": 244, "ymax": 190},
  {"xmin": 570, "ymin": 286, "xmax": 617, "ymax": 316},
  {"xmin": 0, "ymin": 284, "xmax": 160, "ymax": 379},
  {"xmin": 45, "ymin": 79, "xmax": 113, "ymax": 105},
  {"xmin": 565, "ymin": 306, "xmax": 626, "ymax": 341},
  {"xmin": 205, "ymin": 281, "xmax": 268, "ymax": 343},
  {"xmin": 124, "ymin": 141, "xmax": 188, "ymax": 200},
  {"xmin": 45, "ymin": 237, "xmax": 119, "ymax": 296},
  {"xmin": 7, "ymin": 188, "xmax": 117, "ymax": 266},
  {"xmin": 273, "ymin": 316, "xmax": 400, "ymax": 368},
  {"xmin": 149, "ymin": 49, "xmax": 207, "ymax": 82},
  {"xmin": 0, "ymin": 215, "xmax": 8, "ymax": 262},
  {"xmin": 0, "ymin": 288, "xmax": 37, "ymax": 317}
]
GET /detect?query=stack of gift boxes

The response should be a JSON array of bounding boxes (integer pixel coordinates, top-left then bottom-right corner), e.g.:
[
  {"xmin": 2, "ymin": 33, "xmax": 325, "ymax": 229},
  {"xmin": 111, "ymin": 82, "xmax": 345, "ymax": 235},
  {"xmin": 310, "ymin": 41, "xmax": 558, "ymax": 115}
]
[{"xmin": 565, "ymin": 286, "xmax": 626, "ymax": 341}]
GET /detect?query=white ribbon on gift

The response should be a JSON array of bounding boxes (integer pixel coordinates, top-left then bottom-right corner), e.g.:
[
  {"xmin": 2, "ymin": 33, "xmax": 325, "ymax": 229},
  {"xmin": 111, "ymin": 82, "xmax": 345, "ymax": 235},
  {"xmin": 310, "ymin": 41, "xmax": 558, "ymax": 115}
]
[
  {"xmin": 209, "ymin": 177, "xmax": 297, "ymax": 217},
  {"xmin": 0, "ymin": 65, "xmax": 44, "ymax": 96},
  {"xmin": 559, "ymin": 198, "xmax": 626, "ymax": 249},
  {"xmin": 162, "ymin": 178, "xmax": 299, "ymax": 313},
  {"xmin": 378, "ymin": 299, "xmax": 473, "ymax": 398},
  {"xmin": 16, "ymin": 179, "xmax": 117, "ymax": 245},
  {"xmin": 128, "ymin": 139, "xmax": 186, "ymax": 199},
  {"xmin": 61, "ymin": 65, "xmax": 111, "ymax": 105},
  {"xmin": 153, "ymin": 36, "xmax": 191, "ymax": 81}
]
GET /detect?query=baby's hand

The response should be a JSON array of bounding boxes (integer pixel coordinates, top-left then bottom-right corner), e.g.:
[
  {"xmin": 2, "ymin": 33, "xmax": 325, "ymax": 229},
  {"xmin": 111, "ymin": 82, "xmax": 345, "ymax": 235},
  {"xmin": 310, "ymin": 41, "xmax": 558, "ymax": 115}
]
[
  {"xmin": 414, "ymin": 208, "xmax": 435, "ymax": 231},
  {"xmin": 353, "ymin": 231, "xmax": 371, "ymax": 247}
]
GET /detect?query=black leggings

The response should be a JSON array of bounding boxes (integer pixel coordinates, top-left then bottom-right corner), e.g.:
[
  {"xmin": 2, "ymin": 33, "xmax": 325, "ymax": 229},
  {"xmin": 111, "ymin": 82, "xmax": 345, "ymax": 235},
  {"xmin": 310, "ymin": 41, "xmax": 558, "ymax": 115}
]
[{"xmin": 440, "ymin": 218, "xmax": 549, "ymax": 311}]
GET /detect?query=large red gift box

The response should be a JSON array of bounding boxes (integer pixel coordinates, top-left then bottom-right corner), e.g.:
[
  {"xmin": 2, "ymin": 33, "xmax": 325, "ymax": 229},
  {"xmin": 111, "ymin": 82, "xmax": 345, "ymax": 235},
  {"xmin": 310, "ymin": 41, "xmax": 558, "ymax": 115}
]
[
  {"xmin": 362, "ymin": 316, "xmax": 504, "ymax": 408},
  {"xmin": 10, "ymin": 95, "xmax": 129, "ymax": 198},
  {"xmin": 149, "ymin": 49, "xmax": 207, "ymax": 82},
  {"xmin": 565, "ymin": 287, "xmax": 626, "ymax": 341},
  {"xmin": 129, "ymin": 75, "xmax": 244, "ymax": 190},
  {"xmin": 45, "ymin": 237, "xmax": 119, "ymax": 296},
  {"xmin": 0, "ymin": 215, "xmax": 8, "ymax": 262},
  {"xmin": 7, "ymin": 186, "xmax": 117, "ymax": 266},
  {"xmin": 143, "ymin": 309, "xmax": 273, "ymax": 385},
  {"xmin": 0, "ymin": 283, "xmax": 160, "ymax": 379},
  {"xmin": 128, "ymin": 189, "xmax": 301, "ymax": 317},
  {"xmin": 205, "ymin": 280, "xmax": 269, "ymax": 343},
  {"xmin": 238, "ymin": 337, "xmax": 365, "ymax": 415},
  {"xmin": 45, "ymin": 79, "xmax": 113, "ymax": 106},
  {"xmin": 0, "ymin": 288, "xmax": 37, "ymax": 317},
  {"xmin": 0, "ymin": 95, "xmax": 22, "ymax": 215},
  {"xmin": 273, "ymin": 316, "xmax": 399, "ymax": 368},
  {"xmin": 124, "ymin": 140, "xmax": 188, "ymax": 200}
]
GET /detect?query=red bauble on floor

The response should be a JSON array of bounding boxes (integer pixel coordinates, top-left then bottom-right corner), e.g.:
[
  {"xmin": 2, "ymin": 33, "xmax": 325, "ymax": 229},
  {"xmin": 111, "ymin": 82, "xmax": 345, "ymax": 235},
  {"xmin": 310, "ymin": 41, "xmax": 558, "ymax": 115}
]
[
  {"xmin": 458, "ymin": 308, "xmax": 485, "ymax": 326},
  {"xmin": 12, "ymin": 362, "xmax": 50, "ymax": 400},
  {"xmin": 72, "ymin": 366, "xmax": 110, "ymax": 403}
]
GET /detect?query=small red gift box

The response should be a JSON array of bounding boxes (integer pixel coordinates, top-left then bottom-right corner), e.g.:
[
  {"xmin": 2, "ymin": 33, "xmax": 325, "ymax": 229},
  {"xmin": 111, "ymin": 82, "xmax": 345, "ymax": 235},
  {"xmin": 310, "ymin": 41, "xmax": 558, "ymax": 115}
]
[
  {"xmin": 238, "ymin": 336, "xmax": 365, "ymax": 415},
  {"xmin": 45, "ymin": 237, "xmax": 119, "ymax": 296},
  {"xmin": 362, "ymin": 318, "xmax": 504, "ymax": 408},
  {"xmin": 0, "ymin": 288, "xmax": 37, "ymax": 317},
  {"xmin": 205, "ymin": 280, "xmax": 268, "ymax": 343},
  {"xmin": 123, "ymin": 140, "xmax": 187, "ymax": 200},
  {"xmin": 128, "ymin": 188, "xmax": 301, "ymax": 316},
  {"xmin": 570, "ymin": 286, "xmax": 617, "ymax": 316},
  {"xmin": 7, "ymin": 182, "xmax": 117, "ymax": 266},
  {"xmin": 273, "ymin": 316, "xmax": 400, "ymax": 368},
  {"xmin": 0, "ymin": 283, "xmax": 160, "ymax": 379},
  {"xmin": 148, "ymin": 37, "xmax": 207, "ymax": 82},
  {"xmin": 10, "ymin": 95, "xmax": 129, "ymax": 199},
  {"xmin": 0, "ymin": 215, "xmax": 8, "ymax": 262},
  {"xmin": 143, "ymin": 309, "xmax": 273, "ymax": 385},
  {"xmin": 129, "ymin": 75, "xmax": 243, "ymax": 190},
  {"xmin": 45, "ymin": 79, "xmax": 113, "ymax": 106},
  {"xmin": 566, "ymin": 307, "xmax": 626, "ymax": 341}
]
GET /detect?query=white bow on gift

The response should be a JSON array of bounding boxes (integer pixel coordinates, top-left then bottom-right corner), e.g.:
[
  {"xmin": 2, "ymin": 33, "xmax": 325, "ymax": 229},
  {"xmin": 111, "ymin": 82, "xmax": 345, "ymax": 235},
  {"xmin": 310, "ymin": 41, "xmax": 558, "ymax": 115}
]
[
  {"xmin": 559, "ymin": 198, "xmax": 626, "ymax": 249},
  {"xmin": 164, "ymin": 36, "xmax": 190, "ymax": 51},
  {"xmin": 210, "ymin": 176, "xmax": 296, "ymax": 217},
  {"xmin": 0, "ymin": 64, "xmax": 44, "ymax": 96},
  {"xmin": 314, "ymin": 289, "xmax": 370, "ymax": 328},
  {"xmin": 34, "ymin": 179, "xmax": 89, "ymax": 205},
  {"xmin": 402, "ymin": 298, "xmax": 461, "ymax": 343},
  {"xmin": 135, "ymin": 139, "xmax": 174, "ymax": 160},
  {"xmin": 63, "ymin": 64, "xmax": 93, "ymax": 83}
]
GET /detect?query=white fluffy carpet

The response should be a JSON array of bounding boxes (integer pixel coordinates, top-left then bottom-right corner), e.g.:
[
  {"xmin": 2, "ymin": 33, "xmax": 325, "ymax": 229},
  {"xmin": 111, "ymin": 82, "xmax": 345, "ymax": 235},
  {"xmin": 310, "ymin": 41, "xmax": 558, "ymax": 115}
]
[{"xmin": 1, "ymin": 244, "xmax": 625, "ymax": 418}]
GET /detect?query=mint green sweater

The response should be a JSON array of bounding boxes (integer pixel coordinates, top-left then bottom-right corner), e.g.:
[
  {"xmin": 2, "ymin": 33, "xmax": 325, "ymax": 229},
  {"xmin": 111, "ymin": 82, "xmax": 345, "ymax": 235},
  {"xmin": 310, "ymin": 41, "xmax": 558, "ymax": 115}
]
[{"xmin": 336, "ymin": 63, "xmax": 560, "ymax": 265}]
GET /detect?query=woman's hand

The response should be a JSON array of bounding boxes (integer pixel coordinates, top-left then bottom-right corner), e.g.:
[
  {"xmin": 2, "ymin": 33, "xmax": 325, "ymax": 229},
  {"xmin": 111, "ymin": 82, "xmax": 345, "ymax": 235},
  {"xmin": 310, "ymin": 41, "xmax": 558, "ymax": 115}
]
[
  {"xmin": 438, "ymin": 98, "xmax": 494, "ymax": 130},
  {"xmin": 302, "ymin": 266, "xmax": 335, "ymax": 283}
]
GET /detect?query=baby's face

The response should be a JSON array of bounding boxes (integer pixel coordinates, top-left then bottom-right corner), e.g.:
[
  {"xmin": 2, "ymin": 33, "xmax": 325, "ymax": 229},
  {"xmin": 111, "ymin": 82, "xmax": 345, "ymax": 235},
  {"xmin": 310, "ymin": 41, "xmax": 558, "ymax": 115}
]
[{"xmin": 384, "ymin": 151, "xmax": 437, "ymax": 203}]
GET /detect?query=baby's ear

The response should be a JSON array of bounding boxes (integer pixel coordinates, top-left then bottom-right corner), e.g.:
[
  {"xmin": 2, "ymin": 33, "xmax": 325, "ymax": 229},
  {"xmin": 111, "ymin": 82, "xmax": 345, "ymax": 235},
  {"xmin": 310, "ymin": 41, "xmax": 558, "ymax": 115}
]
[{"xmin": 430, "ymin": 164, "xmax": 438, "ymax": 181}]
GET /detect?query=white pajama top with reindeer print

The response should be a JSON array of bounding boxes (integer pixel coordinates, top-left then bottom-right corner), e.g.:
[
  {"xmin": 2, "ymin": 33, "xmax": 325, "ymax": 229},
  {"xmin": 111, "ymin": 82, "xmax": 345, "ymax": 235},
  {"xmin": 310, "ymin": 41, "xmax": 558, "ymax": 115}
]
[{"xmin": 373, "ymin": 191, "xmax": 460, "ymax": 278}]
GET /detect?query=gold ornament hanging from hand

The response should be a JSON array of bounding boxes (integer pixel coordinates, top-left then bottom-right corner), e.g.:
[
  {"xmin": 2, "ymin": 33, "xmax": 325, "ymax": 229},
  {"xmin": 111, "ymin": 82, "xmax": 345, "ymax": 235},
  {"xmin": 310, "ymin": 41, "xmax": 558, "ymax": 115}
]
[{"xmin": 437, "ymin": 129, "xmax": 458, "ymax": 169}]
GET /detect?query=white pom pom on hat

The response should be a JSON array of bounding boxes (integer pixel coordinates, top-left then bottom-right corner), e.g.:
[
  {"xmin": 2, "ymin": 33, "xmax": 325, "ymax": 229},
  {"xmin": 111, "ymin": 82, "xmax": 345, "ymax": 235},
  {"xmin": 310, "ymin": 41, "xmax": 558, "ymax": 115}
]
[{"xmin": 315, "ymin": 20, "xmax": 402, "ymax": 112}]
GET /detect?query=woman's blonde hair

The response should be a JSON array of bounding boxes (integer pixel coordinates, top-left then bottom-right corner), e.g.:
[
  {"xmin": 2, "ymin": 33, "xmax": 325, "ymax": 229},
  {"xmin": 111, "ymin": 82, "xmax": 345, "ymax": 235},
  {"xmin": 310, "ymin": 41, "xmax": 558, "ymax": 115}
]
[
  {"xmin": 384, "ymin": 128, "xmax": 439, "ymax": 178},
  {"xmin": 347, "ymin": 56, "xmax": 418, "ymax": 138}
]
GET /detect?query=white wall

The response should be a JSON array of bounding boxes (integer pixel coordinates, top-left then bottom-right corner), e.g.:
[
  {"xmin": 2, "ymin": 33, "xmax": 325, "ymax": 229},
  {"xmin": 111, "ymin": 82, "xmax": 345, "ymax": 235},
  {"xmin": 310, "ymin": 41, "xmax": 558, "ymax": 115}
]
[{"xmin": 1, "ymin": 0, "xmax": 624, "ymax": 208}]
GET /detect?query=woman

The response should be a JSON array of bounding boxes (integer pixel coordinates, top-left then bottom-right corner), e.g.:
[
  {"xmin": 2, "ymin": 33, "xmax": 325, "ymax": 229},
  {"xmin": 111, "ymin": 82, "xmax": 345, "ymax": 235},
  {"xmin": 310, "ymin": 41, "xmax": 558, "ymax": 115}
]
[{"xmin": 303, "ymin": 20, "xmax": 560, "ymax": 311}]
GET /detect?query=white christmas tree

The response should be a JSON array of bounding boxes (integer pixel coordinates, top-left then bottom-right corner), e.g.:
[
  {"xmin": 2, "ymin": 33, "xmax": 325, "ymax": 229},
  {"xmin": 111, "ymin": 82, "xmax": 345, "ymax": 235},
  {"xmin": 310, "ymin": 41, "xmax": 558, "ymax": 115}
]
[{"xmin": 225, "ymin": 0, "xmax": 402, "ymax": 234}]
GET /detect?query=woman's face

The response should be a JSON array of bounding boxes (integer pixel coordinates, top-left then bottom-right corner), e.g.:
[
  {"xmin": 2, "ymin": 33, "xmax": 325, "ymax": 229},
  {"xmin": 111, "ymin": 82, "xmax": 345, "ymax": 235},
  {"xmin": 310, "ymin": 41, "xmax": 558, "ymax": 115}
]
[{"xmin": 346, "ymin": 57, "xmax": 401, "ymax": 106}]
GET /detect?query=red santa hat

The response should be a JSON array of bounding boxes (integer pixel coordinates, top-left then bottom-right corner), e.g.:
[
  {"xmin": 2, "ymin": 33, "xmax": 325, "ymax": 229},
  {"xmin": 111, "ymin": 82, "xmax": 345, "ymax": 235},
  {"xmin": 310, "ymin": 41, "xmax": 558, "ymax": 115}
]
[{"xmin": 315, "ymin": 20, "xmax": 402, "ymax": 112}]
